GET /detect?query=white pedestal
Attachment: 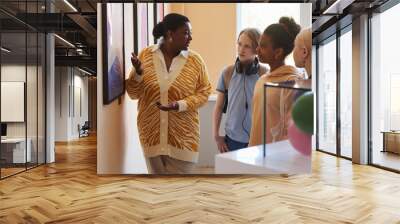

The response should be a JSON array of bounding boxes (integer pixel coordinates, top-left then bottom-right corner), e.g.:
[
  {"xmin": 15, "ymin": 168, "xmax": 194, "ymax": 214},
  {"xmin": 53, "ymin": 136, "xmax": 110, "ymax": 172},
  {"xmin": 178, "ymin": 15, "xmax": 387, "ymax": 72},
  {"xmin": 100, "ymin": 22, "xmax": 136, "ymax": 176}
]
[
  {"xmin": 215, "ymin": 140, "xmax": 311, "ymax": 174},
  {"xmin": 197, "ymin": 94, "xmax": 225, "ymax": 167}
]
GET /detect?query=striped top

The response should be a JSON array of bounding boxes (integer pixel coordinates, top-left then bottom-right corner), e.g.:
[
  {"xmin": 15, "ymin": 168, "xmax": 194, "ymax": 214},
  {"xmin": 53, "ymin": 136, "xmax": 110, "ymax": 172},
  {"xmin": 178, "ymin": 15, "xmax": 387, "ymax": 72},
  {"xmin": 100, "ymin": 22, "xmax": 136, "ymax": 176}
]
[
  {"xmin": 126, "ymin": 46, "xmax": 212, "ymax": 162},
  {"xmin": 249, "ymin": 65, "xmax": 301, "ymax": 146}
]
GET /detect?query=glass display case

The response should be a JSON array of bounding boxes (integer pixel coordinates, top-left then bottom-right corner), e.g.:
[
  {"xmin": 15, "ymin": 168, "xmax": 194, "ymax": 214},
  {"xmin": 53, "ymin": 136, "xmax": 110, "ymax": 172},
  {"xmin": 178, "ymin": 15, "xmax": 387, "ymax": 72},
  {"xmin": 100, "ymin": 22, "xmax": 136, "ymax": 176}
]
[
  {"xmin": 263, "ymin": 79, "xmax": 312, "ymax": 158},
  {"xmin": 215, "ymin": 79, "xmax": 313, "ymax": 174}
]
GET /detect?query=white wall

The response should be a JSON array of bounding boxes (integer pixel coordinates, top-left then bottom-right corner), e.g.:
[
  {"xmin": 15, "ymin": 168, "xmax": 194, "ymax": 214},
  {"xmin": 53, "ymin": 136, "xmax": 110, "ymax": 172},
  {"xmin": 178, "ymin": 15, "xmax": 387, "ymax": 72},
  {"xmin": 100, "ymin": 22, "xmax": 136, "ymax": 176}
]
[
  {"xmin": 97, "ymin": 4, "xmax": 147, "ymax": 174},
  {"xmin": 54, "ymin": 67, "xmax": 89, "ymax": 141},
  {"xmin": 72, "ymin": 72, "xmax": 89, "ymax": 138},
  {"xmin": 1, "ymin": 65, "xmax": 37, "ymax": 138},
  {"xmin": 1, "ymin": 65, "xmax": 25, "ymax": 130},
  {"xmin": 1, "ymin": 63, "xmax": 47, "ymax": 163},
  {"xmin": 46, "ymin": 32, "xmax": 56, "ymax": 163},
  {"xmin": 55, "ymin": 66, "xmax": 69, "ymax": 141},
  {"xmin": 1, "ymin": 64, "xmax": 26, "ymax": 82}
]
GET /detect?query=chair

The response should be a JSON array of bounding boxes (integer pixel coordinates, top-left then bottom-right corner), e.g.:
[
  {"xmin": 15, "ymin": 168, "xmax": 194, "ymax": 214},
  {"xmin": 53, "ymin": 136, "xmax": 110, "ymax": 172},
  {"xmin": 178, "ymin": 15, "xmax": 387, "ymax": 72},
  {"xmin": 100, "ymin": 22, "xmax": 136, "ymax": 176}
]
[{"xmin": 79, "ymin": 121, "xmax": 90, "ymax": 138}]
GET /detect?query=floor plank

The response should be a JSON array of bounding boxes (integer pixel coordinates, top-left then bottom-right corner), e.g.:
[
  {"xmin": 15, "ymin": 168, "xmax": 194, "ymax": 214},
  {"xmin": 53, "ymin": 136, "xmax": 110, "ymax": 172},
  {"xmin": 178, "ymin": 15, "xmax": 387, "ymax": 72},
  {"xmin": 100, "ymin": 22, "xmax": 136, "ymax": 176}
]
[{"xmin": 1, "ymin": 135, "xmax": 400, "ymax": 223}]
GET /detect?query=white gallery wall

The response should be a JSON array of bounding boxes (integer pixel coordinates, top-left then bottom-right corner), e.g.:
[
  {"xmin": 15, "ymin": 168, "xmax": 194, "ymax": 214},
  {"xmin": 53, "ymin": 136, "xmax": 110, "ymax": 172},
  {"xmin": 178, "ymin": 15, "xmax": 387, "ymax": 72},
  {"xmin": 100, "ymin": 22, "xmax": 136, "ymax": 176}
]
[
  {"xmin": 1, "ymin": 63, "xmax": 47, "ymax": 164},
  {"xmin": 97, "ymin": 3, "xmax": 148, "ymax": 174},
  {"xmin": 54, "ymin": 67, "xmax": 89, "ymax": 141},
  {"xmin": 1, "ymin": 65, "xmax": 39, "ymax": 138},
  {"xmin": 72, "ymin": 73, "xmax": 89, "ymax": 138}
]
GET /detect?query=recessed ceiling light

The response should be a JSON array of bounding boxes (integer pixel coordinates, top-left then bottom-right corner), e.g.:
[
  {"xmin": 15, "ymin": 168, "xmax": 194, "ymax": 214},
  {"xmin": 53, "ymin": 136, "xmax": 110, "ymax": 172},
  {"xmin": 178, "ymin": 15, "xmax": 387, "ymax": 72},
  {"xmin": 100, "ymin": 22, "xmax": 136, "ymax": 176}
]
[
  {"xmin": 63, "ymin": 0, "xmax": 78, "ymax": 12},
  {"xmin": 78, "ymin": 67, "xmax": 93, "ymax": 76},
  {"xmin": 54, "ymin": 34, "xmax": 75, "ymax": 48},
  {"xmin": 1, "ymin": 47, "xmax": 11, "ymax": 53},
  {"xmin": 323, "ymin": 0, "xmax": 353, "ymax": 15}
]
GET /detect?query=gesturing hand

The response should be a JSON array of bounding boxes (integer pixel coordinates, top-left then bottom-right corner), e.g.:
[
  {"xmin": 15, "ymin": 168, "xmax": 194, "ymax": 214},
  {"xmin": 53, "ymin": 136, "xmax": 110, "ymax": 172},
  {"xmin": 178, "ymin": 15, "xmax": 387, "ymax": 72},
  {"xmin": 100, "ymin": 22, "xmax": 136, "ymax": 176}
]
[
  {"xmin": 155, "ymin": 102, "xmax": 179, "ymax": 111},
  {"xmin": 131, "ymin": 52, "xmax": 143, "ymax": 75}
]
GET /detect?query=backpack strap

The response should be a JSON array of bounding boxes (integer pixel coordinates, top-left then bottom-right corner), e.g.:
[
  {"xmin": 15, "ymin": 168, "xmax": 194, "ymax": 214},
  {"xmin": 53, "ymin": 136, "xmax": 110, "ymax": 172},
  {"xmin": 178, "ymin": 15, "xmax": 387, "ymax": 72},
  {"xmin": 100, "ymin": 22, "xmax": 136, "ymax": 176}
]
[
  {"xmin": 223, "ymin": 65, "xmax": 235, "ymax": 91},
  {"xmin": 221, "ymin": 65, "xmax": 234, "ymax": 114}
]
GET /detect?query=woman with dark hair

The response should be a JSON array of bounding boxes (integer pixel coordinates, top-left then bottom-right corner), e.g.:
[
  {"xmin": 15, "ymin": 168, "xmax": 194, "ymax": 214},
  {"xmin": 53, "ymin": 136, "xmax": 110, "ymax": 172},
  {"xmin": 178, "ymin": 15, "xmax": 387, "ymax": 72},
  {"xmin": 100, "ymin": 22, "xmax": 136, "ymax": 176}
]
[
  {"xmin": 126, "ymin": 13, "xmax": 212, "ymax": 174},
  {"xmin": 249, "ymin": 17, "xmax": 302, "ymax": 146}
]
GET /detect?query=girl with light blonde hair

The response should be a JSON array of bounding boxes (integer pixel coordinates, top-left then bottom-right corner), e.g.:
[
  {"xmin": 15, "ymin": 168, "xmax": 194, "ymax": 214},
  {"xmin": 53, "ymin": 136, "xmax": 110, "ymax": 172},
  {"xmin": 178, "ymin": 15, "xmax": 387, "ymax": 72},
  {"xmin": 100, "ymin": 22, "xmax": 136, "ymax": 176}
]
[{"xmin": 293, "ymin": 28, "xmax": 312, "ymax": 78}]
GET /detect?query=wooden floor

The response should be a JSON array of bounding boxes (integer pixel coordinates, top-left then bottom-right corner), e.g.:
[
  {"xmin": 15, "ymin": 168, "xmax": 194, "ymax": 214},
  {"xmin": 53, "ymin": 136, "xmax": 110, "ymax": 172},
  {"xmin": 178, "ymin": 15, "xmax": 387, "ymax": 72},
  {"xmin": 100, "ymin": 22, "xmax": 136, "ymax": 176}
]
[
  {"xmin": 373, "ymin": 151, "xmax": 400, "ymax": 171},
  {"xmin": 1, "ymin": 167, "xmax": 26, "ymax": 178},
  {"xmin": 1, "ymin": 163, "xmax": 46, "ymax": 178},
  {"xmin": 1, "ymin": 135, "xmax": 400, "ymax": 223}
]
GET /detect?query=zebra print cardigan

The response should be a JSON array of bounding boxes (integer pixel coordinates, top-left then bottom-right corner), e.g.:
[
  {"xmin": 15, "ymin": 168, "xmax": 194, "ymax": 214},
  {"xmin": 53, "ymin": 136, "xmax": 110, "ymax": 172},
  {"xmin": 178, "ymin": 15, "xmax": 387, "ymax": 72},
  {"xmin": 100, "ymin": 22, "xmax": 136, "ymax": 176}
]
[{"xmin": 126, "ymin": 46, "xmax": 212, "ymax": 163}]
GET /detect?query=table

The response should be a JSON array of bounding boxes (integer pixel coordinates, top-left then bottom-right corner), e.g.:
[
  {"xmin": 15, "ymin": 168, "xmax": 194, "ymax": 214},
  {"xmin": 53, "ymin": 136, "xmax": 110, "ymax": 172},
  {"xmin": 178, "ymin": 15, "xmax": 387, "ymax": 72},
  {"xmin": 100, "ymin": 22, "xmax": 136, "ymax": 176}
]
[
  {"xmin": 215, "ymin": 140, "xmax": 311, "ymax": 174},
  {"xmin": 381, "ymin": 131, "xmax": 400, "ymax": 154}
]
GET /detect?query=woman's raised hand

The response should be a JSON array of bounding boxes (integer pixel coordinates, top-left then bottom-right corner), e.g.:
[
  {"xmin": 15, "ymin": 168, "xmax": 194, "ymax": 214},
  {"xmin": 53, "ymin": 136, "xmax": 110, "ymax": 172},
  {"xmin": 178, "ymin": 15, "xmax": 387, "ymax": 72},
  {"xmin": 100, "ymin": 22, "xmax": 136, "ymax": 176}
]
[{"xmin": 131, "ymin": 52, "xmax": 143, "ymax": 75}]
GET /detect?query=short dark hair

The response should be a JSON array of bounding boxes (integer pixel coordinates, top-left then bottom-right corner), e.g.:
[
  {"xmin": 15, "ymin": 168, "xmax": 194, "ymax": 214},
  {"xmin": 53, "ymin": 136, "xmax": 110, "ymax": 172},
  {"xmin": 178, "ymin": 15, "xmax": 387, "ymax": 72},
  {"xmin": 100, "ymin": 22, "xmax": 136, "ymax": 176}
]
[
  {"xmin": 263, "ymin": 16, "xmax": 301, "ymax": 57},
  {"xmin": 152, "ymin": 13, "xmax": 190, "ymax": 40}
]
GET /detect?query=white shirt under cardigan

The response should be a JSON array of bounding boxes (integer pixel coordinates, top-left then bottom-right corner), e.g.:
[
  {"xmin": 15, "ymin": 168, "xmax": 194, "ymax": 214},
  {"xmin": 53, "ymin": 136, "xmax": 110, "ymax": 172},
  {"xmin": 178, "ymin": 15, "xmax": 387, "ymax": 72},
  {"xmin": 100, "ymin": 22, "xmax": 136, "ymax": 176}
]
[{"xmin": 130, "ymin": 42, "xmax": 189, "ymax": 112}]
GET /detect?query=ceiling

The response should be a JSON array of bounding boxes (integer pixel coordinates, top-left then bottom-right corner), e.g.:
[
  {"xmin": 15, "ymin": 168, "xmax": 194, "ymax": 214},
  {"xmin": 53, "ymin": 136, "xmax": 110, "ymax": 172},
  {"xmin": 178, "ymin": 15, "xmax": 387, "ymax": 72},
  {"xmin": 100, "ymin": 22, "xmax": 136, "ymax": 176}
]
[
  {"xmin": 0, "ymin": 0, "xmax": 396, "ymax": 74},
  {"xmin": 311, "ymin": 0, "xmax": 391, "ymax": 43},
  {"xmin": 0, "ymin": 0, "xmax": 97, "ymax": 74}
]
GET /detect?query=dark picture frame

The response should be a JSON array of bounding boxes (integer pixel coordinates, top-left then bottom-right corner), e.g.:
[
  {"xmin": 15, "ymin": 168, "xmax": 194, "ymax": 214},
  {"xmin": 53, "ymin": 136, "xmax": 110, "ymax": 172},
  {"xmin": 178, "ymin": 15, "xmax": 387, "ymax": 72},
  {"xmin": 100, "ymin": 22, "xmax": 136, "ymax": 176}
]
[{"xmin": 102, "ymin": 3, "xmax": 125, "ymax": 105}]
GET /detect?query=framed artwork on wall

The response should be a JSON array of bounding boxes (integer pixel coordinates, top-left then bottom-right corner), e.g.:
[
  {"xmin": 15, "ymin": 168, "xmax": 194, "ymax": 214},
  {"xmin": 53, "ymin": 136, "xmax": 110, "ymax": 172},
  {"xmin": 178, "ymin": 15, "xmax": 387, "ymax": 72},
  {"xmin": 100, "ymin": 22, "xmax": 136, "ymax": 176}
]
[{"xmin": 102, "ymin": 3, "xmax": 125, "ymax": 105}]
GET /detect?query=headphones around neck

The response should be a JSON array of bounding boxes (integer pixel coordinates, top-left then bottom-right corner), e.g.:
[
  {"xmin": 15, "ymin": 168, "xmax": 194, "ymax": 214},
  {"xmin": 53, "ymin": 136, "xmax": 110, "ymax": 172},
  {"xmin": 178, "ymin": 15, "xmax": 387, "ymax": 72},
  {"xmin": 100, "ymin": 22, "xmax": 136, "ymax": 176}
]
[{"xmin": 235, "ymin": 57, "xmax": 260, "ymax": 76}]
